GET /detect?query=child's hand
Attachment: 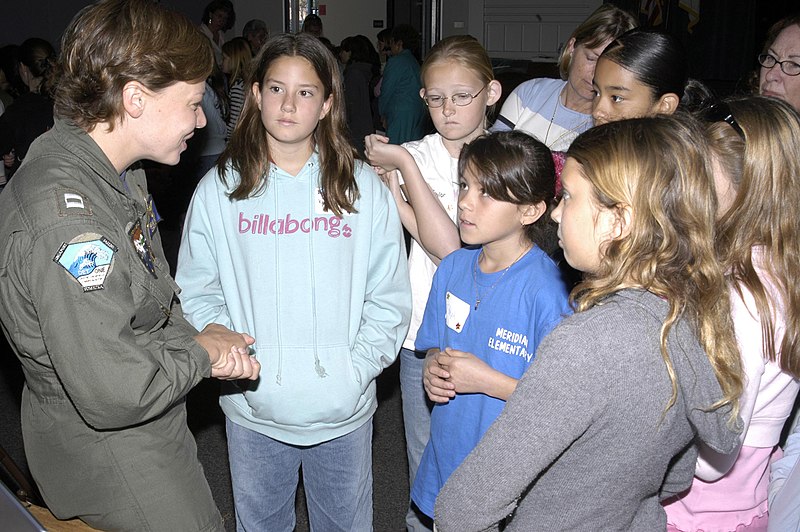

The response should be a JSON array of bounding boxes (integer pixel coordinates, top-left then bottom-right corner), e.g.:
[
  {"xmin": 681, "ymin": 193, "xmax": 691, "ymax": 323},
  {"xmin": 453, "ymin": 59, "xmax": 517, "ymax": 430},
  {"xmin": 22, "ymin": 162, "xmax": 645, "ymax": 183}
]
[
  {"xmin": 437, "ymin": 348, "xmax": 491, "ymax": 395},
  {"xmin": 438, "ymin": 348, "xmax": 519, "ymax": 400},
  {"xmin": 365, "ymin": 134, "xmax": 406, "ymax": 173},
  {"xmin": 380, "ymin": 169, "xmax": 402, "ymax": 197},
  {"xmin": 423, "ymin": 348, "xmax": 456, "ymax": 403}
]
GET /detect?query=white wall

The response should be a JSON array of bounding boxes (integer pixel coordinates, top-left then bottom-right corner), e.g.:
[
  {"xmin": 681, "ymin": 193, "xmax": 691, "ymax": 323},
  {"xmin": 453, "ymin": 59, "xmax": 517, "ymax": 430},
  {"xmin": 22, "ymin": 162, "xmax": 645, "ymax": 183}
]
[
  {"xmin": 441, "ymin": 0, "xmax": 474, "ymax": 40},
  {"xmin": 230, "ymin": 0, "xmax": 285, "ymax": 41}
]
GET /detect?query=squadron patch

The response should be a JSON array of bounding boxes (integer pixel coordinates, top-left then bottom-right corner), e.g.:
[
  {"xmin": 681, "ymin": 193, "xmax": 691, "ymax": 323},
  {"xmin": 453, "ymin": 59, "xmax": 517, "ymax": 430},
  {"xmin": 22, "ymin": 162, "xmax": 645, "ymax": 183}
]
[
  {"xmin": 129, "ymin": 219, "xmax": 157, "ymax": 277},
  {"xmin": 53, "ymin": 234, "xmax": 117, "ymax": 292}
]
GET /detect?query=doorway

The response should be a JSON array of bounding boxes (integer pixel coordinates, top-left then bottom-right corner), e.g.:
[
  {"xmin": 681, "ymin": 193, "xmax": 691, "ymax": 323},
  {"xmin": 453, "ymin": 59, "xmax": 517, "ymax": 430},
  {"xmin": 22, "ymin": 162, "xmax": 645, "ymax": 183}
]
[
  {"xmin": 286, "ymin": 0, "xmax": 319, "ymax": 34},
  {"xmin": 387, "ymin": 0, "xmax": 440, "ymax": 56}
]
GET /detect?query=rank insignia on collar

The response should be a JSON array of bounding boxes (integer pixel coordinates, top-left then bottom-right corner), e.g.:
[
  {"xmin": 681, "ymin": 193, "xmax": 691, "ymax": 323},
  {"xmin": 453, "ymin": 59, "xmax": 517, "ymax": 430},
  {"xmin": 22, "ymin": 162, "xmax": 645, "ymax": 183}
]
[
  {"xmin": 53, "ymin": 234, "xmax": 117, "ymax": 292},
  {"xmin": 56, "ymin": 188, "xmax": 93, "ymax": 217}
]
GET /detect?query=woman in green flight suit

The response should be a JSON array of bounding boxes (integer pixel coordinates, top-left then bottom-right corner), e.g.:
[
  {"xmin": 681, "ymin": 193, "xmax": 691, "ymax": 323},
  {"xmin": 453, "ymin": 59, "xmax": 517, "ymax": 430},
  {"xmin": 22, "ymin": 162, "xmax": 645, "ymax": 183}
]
[{"xmin": 0, "ymin": 1, "xmax": 260, "ymax": 530}]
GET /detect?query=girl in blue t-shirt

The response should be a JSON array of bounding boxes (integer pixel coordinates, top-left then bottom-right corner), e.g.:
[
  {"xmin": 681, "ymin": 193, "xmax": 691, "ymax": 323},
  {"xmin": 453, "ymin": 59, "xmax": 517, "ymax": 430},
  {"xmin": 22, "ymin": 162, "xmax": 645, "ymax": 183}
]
[{"xmin": 411, "ymin": 130, "xmax": 572, "ymax": 518}]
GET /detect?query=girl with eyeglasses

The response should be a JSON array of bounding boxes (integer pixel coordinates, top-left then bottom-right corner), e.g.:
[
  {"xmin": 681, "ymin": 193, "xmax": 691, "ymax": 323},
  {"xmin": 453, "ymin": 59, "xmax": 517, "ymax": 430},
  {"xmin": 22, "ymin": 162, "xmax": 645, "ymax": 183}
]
[
  {"xmin": 662, "ymin": 97, "xmax": 800, "ymax": 531},
  {"xmin": 758, "ymin": 13, "xmax": 800, "ymax": 113},
  {"xmin": 367, "ymin": 35, "xmax": 558, "ymax": 531}
]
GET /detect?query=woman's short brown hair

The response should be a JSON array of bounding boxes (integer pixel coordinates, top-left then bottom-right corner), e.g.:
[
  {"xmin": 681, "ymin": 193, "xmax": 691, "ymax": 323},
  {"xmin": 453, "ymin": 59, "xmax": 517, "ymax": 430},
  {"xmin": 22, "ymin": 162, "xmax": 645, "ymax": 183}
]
[
  {"xmin": 762, "ymin": 12, "xmax": 800, "ymax": 54},
  {"xmin": 557, "ymin": 4, "xmax": 637, "ymax": 80},
  {"xmin": 55, "ymin": 0, "xmax": 213, "ymax": 131}
]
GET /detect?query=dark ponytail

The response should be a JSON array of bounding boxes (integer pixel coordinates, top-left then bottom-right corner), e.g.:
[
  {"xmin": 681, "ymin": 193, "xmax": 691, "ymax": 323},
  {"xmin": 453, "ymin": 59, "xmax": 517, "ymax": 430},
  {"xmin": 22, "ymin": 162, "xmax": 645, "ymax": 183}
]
[
  {"xmin": 602, "ymin": 29, "xmax": 712, "ymax": 110},
  {"xmin": 681, "ymin": 78, "xmax": 714, "ymax": 114}
]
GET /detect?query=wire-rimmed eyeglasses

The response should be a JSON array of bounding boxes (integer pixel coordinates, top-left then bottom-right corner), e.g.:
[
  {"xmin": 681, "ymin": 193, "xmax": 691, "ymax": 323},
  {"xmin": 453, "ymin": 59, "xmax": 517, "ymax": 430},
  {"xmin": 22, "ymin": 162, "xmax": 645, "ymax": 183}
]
[
  {"xmin": 422, "ymin": 86, "xmax": 486, "ymax": 108},
  {"xmin": 758, "ymin": 53, "xmax": 800, "ymax": 76}
]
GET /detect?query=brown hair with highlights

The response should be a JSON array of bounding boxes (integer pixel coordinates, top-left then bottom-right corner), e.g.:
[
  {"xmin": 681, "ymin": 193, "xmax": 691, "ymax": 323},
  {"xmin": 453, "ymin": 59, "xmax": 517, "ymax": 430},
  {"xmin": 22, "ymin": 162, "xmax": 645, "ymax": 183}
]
[
  {"xmin": 55, "ymin": 0, "xmax": 213, "ymax": 132},
  {"xmin": 557, "ymin": 4, "xmax": 637, "ymax": 80},
  {"xmin": 567, "ymin": 115, "xmax": 743, "ymax": 422},
  {"xmin": 762, "ymin": 12, "xmax": 800, "ymax": 55}
]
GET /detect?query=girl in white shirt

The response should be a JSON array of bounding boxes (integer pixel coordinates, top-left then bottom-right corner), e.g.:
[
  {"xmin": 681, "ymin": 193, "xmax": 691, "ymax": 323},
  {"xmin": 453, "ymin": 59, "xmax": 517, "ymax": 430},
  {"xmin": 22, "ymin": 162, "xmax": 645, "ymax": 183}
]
[{"xmin": 365, "ymin": 35, "xmax": 501, "ymax": 531}]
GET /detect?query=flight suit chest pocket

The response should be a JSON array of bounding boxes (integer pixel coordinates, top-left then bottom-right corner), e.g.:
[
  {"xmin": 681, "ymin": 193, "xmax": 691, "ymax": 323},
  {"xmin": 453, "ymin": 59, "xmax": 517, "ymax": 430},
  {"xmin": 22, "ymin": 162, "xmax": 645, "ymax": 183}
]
[
  {"xmin": 129, "ymin": 255, "xmax": 177, "ymax": 332},
  {"xmin": 127, "ymin": 218, "xmax": 176, "ymax": 333}
]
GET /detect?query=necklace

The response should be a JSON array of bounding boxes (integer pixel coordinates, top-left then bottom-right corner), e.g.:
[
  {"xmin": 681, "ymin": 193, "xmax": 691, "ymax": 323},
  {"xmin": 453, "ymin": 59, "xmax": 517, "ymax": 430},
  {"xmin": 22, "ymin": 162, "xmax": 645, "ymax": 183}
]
[
  {"xmin": 472, "ymin": 246, "xmax": 530, "ymax": 310},
  {"xmin": 543, "ymin": 96, "xmax": 559, "ymax": 147},
  {"xmin": 543, "ymin": 88, "xmax": 591, "ymax": 149}
]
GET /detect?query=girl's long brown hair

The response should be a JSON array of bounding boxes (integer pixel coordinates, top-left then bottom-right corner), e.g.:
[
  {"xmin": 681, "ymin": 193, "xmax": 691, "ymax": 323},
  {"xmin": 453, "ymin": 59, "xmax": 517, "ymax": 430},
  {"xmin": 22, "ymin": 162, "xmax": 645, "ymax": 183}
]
[
  {"xmin": 567, "ymin": 115, "xmax": 743, "ymax": 422},
  {"xmin": 219, "ymin": 33, "xmax": 359, "ymax": 216},
  {"xmin": 710, "ymin": 96, "xmax": 800, "ymax": 378}
]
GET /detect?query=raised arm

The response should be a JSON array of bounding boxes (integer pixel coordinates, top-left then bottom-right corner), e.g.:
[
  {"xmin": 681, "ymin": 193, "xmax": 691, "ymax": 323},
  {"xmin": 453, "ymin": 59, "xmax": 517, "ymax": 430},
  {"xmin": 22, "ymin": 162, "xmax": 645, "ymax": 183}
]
[{"xmin": 365, "ymin": 134, "xmax": 460, "ymax": 263}]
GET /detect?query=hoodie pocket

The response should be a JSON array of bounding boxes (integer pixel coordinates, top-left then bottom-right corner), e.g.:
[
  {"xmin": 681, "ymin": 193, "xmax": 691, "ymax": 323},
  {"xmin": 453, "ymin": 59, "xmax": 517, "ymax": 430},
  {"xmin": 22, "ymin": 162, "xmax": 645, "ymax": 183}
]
[{"xmin": 243, "ymin": 344, "xmax": 368, "ymax": 428}]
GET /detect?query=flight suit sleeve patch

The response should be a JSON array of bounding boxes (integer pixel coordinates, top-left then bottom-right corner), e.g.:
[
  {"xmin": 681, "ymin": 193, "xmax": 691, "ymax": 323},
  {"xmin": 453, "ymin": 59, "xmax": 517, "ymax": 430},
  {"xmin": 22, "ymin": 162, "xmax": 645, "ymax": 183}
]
[
  {"xmin": 56, "ymin": 188, "xmax": 93, "ymax": 217},
  {"xmin": 52, "ymin": 234, "xmax": 117, "ymax": 292}
]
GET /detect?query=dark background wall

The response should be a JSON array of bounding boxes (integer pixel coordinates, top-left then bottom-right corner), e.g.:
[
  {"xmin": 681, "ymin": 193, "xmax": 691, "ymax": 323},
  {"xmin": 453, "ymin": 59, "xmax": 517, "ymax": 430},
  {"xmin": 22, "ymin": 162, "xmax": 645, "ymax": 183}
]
[
  {"xmin": 3, "ymin": 1, "xmax": 213, "ymax": 49},
  {"xmin": 608, "ymin": 0, "xmax": 798, "ymax": 96},
  {"xmin": 4, "ymin": 0, "xmax": 799, "ymax": 96}
]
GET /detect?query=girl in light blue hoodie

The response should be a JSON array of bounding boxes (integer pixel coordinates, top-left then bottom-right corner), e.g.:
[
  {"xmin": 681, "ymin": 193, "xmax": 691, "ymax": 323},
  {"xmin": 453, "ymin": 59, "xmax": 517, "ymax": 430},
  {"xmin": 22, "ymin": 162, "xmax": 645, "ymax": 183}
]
[{"xmin": 176, "ymin": 33, "xmax": 411, "ymax": 532}]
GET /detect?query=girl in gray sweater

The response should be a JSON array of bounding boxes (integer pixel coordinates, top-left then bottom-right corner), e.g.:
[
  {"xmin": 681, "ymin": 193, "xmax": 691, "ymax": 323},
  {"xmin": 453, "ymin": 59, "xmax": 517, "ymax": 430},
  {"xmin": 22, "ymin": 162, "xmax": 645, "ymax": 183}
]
[{"xmin": 434, "ymin": 115, "xmax": 744, "ymax": 531}]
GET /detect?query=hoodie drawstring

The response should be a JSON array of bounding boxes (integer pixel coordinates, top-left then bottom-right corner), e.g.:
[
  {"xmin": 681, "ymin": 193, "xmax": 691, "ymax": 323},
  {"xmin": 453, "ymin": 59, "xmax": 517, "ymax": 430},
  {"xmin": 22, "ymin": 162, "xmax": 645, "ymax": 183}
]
[
  {"xmin": 272, "ymin": 166, "xmax": 283, "ymax": 386},
  {"xmin": 311, "ymin": 165, "xmax": 327, "ymax": 378}
]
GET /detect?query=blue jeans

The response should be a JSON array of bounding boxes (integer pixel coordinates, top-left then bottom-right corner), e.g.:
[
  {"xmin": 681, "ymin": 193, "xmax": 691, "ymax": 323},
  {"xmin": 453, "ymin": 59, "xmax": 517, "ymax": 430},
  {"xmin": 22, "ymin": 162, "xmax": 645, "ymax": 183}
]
[
  {"xmin": 226, "ymin": 417, "xmax": 373, "ymax": 532},
  {"xmin": 400, "ymin": 347, "xmax": 434, "ymax": 531}
]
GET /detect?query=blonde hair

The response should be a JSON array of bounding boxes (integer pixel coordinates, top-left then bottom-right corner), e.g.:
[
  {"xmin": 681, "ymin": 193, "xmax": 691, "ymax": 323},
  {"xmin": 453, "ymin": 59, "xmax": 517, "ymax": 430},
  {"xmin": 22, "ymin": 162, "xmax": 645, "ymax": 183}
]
[
  {"xmin": 557, "ymin": 4, "xmax": 637, "ymax": 79},
  {"xmin": 421, "ymin": 35, "xmax": 496, "ymax": 116},
  {"xmin": 567, "ymin": 115, "xmax": 743, "ymax": 421},
  {"xmin": 222, "ymin": 37, "xmax": 252, "ymax": 84},
  {"xmin": 710, "ymin": 96, "xmax": 800, "ymax": 378}
]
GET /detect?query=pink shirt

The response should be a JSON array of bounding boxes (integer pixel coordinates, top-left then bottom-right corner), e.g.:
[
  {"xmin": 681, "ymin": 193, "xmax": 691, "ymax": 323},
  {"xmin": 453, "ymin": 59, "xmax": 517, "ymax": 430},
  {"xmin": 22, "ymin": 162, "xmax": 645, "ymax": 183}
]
[{"xmin": 664, "ymin": 249, "xmax": 800, "ymax": 531}]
